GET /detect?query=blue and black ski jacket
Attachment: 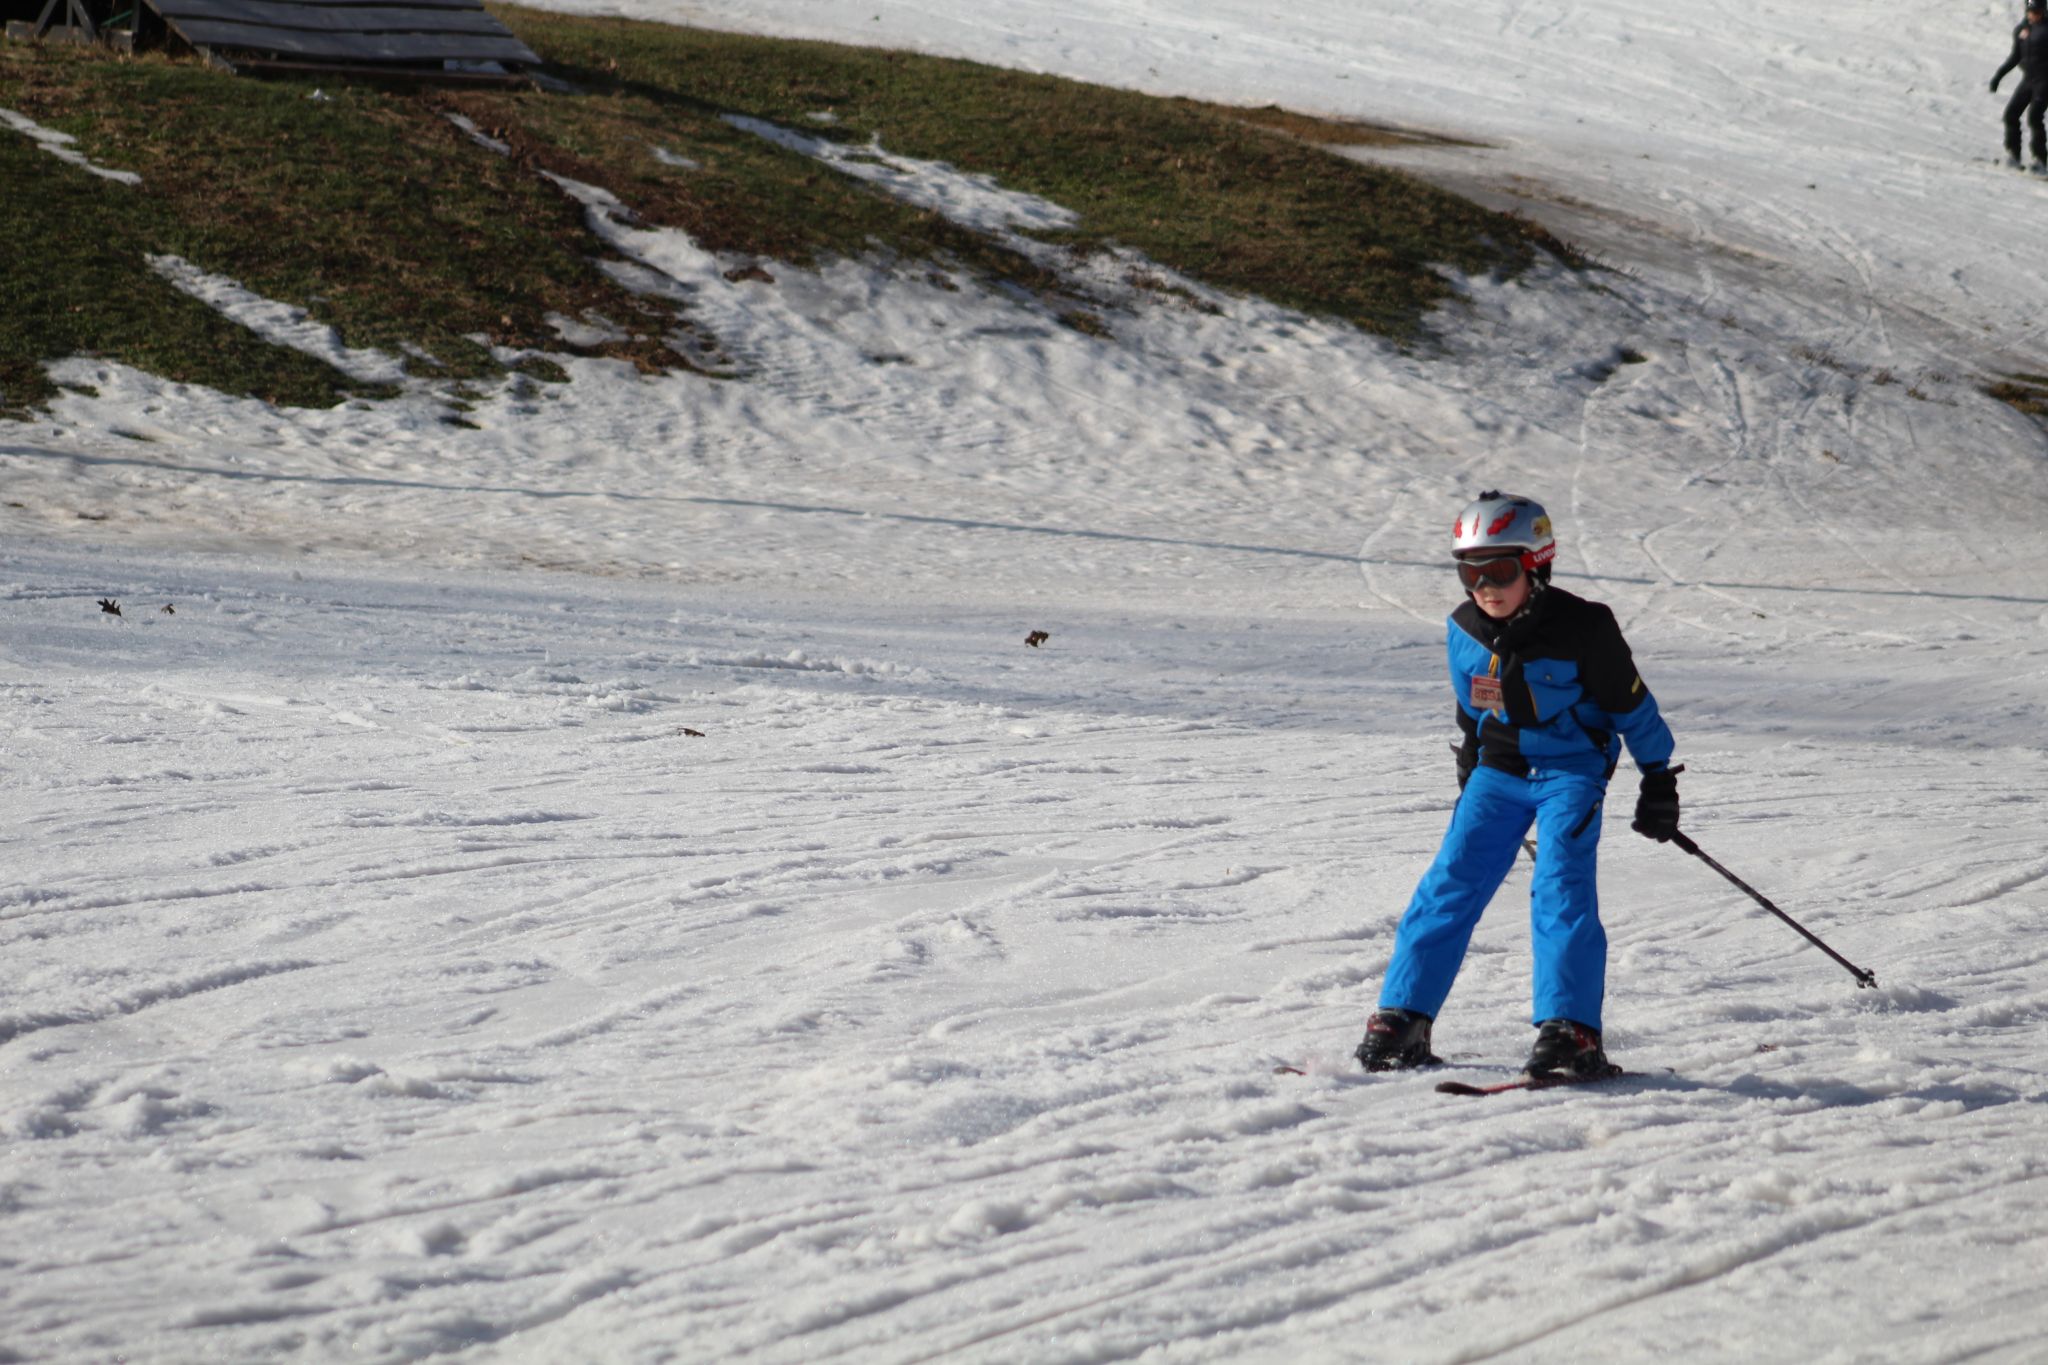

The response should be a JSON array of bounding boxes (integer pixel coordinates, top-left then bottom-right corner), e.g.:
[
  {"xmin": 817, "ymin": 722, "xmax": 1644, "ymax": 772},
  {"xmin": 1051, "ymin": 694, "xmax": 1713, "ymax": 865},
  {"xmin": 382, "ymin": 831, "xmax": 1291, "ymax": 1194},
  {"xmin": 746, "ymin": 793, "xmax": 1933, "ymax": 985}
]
[{"xmin": 1448, "ymin": 585, "xmax": 1675, "ymax": 784}]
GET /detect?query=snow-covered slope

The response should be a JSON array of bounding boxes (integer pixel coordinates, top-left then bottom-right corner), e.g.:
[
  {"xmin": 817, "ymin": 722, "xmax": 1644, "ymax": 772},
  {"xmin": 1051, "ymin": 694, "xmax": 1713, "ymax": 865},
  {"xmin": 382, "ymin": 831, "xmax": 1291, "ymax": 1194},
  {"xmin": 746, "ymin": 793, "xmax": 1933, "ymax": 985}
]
[
  {"xmin": 6, "ymin": 1, "xmax": 2048, "ymax": 1361},
  {"xmin": 6, "ymin": 535, "xmax": 2047, "ymax": 1363}
]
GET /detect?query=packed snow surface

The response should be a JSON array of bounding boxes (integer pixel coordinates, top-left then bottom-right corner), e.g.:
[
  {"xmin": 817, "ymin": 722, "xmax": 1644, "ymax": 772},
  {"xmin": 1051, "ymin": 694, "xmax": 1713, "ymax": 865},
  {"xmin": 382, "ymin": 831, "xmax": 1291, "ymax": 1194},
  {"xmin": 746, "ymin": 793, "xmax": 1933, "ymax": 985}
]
[{"xmin": 6, "ymin": 1, "xmax": 2048, "ymax": 1362}]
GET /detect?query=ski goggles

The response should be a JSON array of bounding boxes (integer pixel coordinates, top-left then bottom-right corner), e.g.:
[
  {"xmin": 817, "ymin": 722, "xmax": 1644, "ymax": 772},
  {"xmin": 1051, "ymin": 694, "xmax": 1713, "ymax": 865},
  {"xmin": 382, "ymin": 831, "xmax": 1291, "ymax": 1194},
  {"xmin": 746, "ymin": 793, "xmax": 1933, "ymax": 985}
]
[{"xmin": 1455, "ymin": 555, "xmax": 1525, "ymax": 590}]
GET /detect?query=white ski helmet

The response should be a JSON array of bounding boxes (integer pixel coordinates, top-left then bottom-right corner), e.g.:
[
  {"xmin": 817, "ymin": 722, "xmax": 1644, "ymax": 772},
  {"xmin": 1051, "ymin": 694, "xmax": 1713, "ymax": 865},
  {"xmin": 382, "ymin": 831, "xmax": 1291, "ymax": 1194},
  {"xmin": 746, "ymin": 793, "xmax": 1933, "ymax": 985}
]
[{"xmin": 1451, "ymin": 491, "xmax": 1555, "ymax": 579}]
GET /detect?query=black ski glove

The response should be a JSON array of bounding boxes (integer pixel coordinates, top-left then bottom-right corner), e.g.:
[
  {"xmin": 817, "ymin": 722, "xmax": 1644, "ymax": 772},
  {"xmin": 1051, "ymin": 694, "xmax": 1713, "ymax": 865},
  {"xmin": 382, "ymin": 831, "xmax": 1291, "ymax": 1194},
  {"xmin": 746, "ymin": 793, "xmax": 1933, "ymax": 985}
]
[
  {"xmin": 1632, "ymin": 764, "xmax": 1683, "ymax": 842},
  {"xmin": 1992, "ymin": 75, "xmax": 2003, "ymax": 93}
]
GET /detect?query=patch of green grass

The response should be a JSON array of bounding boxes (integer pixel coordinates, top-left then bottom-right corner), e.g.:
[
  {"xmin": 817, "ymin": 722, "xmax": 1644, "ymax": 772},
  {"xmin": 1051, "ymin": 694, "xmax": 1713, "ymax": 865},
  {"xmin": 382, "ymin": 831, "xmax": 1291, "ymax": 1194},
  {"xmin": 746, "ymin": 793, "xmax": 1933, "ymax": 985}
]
[
  {"xmin": 1219, "ymin": 105, "xmax": 1479, "ymax": 150},
  {"xmin": 1, "ymin": 126, "xmax": 355, "ymax": 417},
  {"xmin": 492, "ymin": 6, "xmax": 1563, "ymax": 336},
  {"xmin": 0, "ymin": 41, "xmax": 686, "ymax": 416},
  {"xmin": 1986, "ymin": 373, "xmax": 2048, "ymax": 419},
  {"xmin": 3, "ymin": 12, "xmax": 1569, "ymax": 419},
  {"xmin": 431, "ymin": 63, "xmax": 1081, "ymax": 317}
]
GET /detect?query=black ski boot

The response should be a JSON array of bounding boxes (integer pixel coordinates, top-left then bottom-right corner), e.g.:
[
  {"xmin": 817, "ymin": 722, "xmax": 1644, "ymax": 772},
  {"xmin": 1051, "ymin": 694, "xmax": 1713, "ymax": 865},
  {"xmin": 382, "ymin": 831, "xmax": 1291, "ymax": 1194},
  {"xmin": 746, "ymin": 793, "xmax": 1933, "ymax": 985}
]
[
  {"xmin": 1355, "ymin": 1008, "xmax": 1439, "ymax": 1072},
  {"xmin": 1524, "ymin": 1018, "xmax": 1611, "ymax": 1079}
]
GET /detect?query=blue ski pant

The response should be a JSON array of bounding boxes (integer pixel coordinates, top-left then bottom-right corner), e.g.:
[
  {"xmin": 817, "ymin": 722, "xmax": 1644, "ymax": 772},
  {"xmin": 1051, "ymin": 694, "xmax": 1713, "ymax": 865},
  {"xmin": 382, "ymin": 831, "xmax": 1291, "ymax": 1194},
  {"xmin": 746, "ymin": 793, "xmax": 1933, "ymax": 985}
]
[{"xmin": 1378, "ymin": 765, "xmax": 1609, "ymax": 1030}]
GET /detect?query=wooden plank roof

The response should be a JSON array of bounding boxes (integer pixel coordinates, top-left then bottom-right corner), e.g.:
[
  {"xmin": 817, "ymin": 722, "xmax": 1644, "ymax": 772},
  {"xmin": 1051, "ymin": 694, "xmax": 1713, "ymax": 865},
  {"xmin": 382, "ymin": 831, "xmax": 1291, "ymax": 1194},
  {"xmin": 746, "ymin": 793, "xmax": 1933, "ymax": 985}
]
[
  {"xmin": 143, "ymin": 0, "xmax": 540, "ymax": 70},
  {"xmin": 158, "ymin": 0, "xmax": 516, "ymax": 32}
]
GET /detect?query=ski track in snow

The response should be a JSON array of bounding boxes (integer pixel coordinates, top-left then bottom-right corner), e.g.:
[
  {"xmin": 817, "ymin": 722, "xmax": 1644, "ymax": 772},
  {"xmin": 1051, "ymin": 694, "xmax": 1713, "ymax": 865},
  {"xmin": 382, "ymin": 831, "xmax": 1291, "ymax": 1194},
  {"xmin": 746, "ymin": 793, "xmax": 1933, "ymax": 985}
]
[{"xmin": 7, "ymin": 0, "xmax": 2048, "ymax": 1360}]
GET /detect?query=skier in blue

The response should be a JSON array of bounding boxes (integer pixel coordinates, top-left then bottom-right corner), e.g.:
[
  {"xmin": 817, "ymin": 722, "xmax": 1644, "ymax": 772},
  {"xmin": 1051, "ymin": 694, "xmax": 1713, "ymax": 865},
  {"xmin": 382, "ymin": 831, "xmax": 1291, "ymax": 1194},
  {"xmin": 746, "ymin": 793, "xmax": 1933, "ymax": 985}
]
[{"xmin": 1356, "ymin": 492, "xmax": 1681, "ymax": 1078}]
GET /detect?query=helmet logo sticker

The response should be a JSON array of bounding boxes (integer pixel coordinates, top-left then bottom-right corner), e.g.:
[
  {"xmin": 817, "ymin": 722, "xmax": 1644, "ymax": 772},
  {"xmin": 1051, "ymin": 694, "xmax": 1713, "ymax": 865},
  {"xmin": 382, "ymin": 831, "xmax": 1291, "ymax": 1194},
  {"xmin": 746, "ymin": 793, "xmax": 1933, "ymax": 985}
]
[
  {"xmin": 1486, "ymin": 510, "xmax": 1518, "ymax": 535},
  {"xmin": 1532, "ymin": 515, "xmax": 1552, "ymax": 538}
]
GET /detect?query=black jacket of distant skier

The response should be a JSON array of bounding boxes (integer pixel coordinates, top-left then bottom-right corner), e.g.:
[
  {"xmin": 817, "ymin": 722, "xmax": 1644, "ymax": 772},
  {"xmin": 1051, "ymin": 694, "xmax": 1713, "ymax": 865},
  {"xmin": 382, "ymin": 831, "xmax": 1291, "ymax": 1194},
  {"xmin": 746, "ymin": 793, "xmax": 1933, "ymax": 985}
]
[{"xmin": 1993, "ymin": 18, "xmax": 2048, "ymax": 89}]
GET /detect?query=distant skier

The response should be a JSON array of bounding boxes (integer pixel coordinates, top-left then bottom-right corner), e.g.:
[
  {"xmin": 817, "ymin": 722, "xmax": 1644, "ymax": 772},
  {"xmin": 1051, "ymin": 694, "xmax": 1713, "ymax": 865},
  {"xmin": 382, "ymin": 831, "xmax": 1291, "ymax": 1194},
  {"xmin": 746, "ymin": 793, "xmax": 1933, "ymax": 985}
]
[
  {"xmin": 1991, "ymin": 0, "xmax": 2048, "ymax": 172},
  {"xmin": 1355, "ymin": 493, "xmax": 1680, "ymax": 1079}
]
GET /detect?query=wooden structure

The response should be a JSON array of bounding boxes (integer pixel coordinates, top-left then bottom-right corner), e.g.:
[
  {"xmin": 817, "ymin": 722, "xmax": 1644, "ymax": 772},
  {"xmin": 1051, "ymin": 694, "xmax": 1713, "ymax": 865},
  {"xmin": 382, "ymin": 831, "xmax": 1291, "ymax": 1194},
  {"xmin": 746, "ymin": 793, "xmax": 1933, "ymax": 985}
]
[
  {"xmin": 5, "ymin": 0, "xmax": 539, "ymax": 81},
  {"xmin": 6, "ymin": 0, "xmax": 119, "ymax": 48},
  {"xmin": 144, "ymin": 0, "xmax": 538, "ymax": 78}
]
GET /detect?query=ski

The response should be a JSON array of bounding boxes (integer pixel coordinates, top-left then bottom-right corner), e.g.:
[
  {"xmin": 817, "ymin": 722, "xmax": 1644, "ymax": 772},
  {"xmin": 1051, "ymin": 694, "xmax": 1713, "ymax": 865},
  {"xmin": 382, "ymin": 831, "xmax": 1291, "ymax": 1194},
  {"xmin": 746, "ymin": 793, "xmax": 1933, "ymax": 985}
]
[{"xmin": 1436, "ymin": 1064, "xmax": 1628, "ymax": 1096}]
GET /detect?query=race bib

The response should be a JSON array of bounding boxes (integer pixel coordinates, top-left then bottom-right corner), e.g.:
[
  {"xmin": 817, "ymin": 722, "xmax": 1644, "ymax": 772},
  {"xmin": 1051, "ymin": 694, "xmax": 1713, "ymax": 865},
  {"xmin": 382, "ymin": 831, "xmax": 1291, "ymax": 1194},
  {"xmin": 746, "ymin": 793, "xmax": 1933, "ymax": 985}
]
[{"xmin": 1470, "ymin": 673, "xmax": 1504, "ymax": 711}]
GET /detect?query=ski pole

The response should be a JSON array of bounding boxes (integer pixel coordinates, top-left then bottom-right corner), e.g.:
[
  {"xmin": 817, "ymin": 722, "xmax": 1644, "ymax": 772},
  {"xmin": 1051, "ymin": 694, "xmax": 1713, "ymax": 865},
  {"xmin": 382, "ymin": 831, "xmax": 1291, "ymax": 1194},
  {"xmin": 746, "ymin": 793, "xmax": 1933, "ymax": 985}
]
[{"xmin": 1670, "ymin": 831, "xmax": 1878, "ymax": 989}]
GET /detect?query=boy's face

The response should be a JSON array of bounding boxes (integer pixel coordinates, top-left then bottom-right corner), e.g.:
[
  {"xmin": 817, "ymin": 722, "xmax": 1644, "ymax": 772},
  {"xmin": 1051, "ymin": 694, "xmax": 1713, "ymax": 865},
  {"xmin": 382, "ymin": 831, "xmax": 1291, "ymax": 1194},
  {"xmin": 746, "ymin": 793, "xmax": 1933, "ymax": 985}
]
[
  {"xmin": 1473, "ymin": 575, "xmax": 1531, "ymax": 619},
  {"xmin": 1466, "ymin": 556, "xmax": 1533, "ymax": 619}
]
